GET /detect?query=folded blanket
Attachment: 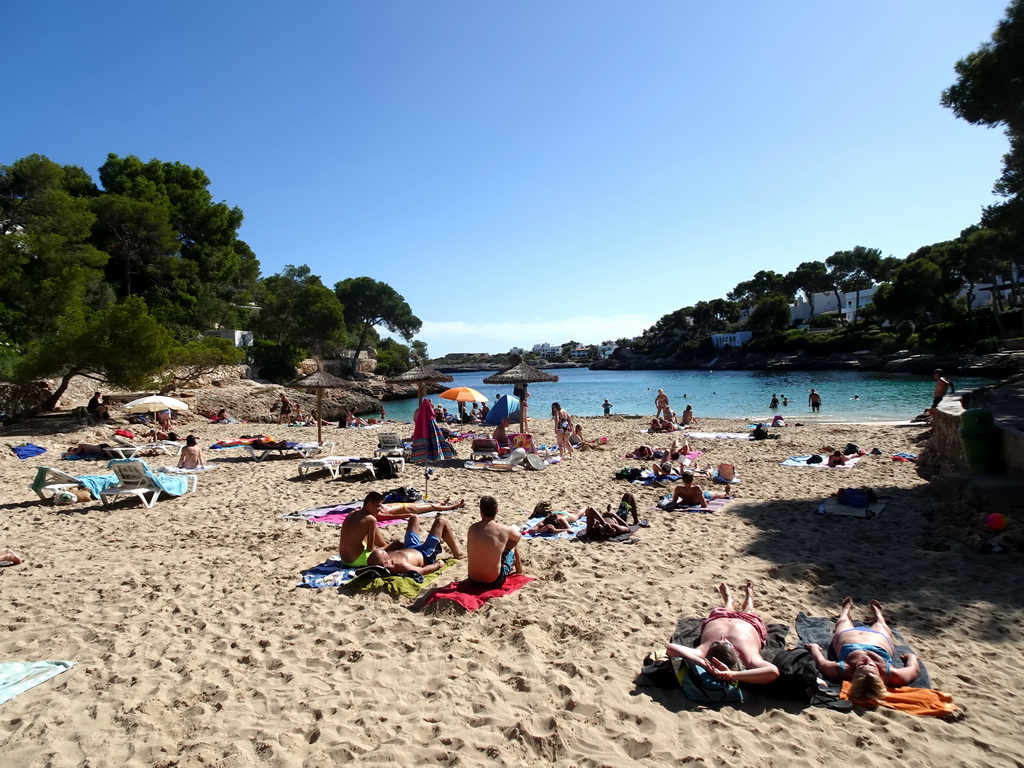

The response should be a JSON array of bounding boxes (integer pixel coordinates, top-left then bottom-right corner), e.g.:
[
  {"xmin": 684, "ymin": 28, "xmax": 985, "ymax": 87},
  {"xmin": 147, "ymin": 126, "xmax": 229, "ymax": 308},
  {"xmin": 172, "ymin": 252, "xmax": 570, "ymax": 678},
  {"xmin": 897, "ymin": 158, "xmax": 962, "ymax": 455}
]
[
  {"xmin": 839, "ymin": 681, "xmax": 956, "ymax": 717},
  {"xmin": 520, "ymin": 515, "xmax": 587, "ymax": 540},
  {"xmin": 10, "ymin": 444, "xmax": 46, "ymax": 460},
  {"xmin": 892, "ymin": 452, "xmax": 918, "ymax": 462},
  {"xmin": 420, "ymin": 574, "xmax": 534, "ymax": 611},
  {"xmin": 818, "ymin": 496, "xmax": 890, "ymax": 519},
  {"xmin": 300, "ymin": 556, "xmax": 362, "ymax": 589},
  {"xmin": 796, "ymin": 613, "xmax": 930, "ymax": 688},
  {"xmin": 782, "ymin": 455, "xmax": 861, "ymax": 468},
  {"xmin": 0, "ymin": 661, "xmax": 76, "ymax": 705}
]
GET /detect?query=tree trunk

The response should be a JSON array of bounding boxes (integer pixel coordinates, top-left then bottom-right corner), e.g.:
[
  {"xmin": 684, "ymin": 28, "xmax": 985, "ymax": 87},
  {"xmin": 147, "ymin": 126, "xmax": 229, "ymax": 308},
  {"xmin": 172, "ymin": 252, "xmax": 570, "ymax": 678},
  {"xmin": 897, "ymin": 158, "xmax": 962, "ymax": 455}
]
[
  {"xmin": 833, "ymin": 290, "xmax": 845, "ymax": 324},
  {"xmin": 351, "ymin": 324, "xmax": 371, "ymax": 373},
  {"xmin": 42, "ymin": 367, "xmax": 85, "ymax": 411}
]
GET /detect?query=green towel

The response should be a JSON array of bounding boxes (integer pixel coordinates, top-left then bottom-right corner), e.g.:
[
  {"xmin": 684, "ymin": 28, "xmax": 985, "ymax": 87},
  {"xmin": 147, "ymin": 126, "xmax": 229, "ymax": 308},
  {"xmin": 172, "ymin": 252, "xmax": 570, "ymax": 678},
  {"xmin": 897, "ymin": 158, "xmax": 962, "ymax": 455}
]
[{"xmin": 345, "ymin": 559, "xmax": 456, "ymax": 599}]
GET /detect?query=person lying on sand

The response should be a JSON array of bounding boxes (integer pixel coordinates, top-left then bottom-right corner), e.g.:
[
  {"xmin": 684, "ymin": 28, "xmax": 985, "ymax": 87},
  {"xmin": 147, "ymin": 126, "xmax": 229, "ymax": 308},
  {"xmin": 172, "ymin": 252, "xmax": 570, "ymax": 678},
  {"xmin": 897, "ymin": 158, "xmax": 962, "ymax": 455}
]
[
  {"xmin": 805, "ymin": 597, "xmax": 920, "ymax": 704},
  {"xmin": 827, "ymin": 450, "xmax": 848, "ymax": 467},
  {"xmin": 1, "ymin": 549, "xmax": 22, "ymax": 566},
  {"xmin": 467, "ymin": 495, "xmax": 522, "ymax": 588},
  {"xmin": 670, "ymin": 472, "xmax": 731, "ymax": 508},
  {"xmin": 366, "ymin": 514, "xmax": 463, "ymax": 575},
  {"xmin": 667, "ymin": 437, "xmax": 692, "ymax": 460},
  {"xmin": 583, "ymin": 506, "xmax": 632, "ymax": 540},
  {"xmin": 666, "ymin": 582, "xmax": 780, "ymax": 684},
  {"xmin": 652, "ymin": 460, "xmax": 681, "ymax": 478},
  {"xmin": 339, "ymin": 492, "xmax": 466, "ymax": 568},
  {"xmin": 614, "ymin": 492, "xmax": 640, "ymax": 525},
  {"xmin": 525, "ymin": 508, "xmax": 584, "ymax": 535},
  {"xmin": 63, "ymin": 442, "xmax": 110, "ymax": 457}
]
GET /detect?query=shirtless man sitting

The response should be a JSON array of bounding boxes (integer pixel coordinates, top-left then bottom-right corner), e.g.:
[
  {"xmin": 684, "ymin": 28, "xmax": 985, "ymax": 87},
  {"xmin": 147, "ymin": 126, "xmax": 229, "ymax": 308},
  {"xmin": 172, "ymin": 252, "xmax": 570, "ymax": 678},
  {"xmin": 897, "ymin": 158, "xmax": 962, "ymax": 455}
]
[
  {"xmin": 367, "ymin": 514, "xmax": 462, "ymax": 576},
  {"xmin": 467, "ymin": 495, "xmax": 523, "ymax": 587},
  {"xmin": 338, "ymin": 492, "xmax": 466, "ymax": 568},
  {"xmin": 666, "ymin": 582, "xmax": 780, "ymax": 685},
  {"xmin": 670, "ymin": 472, "xmax": 730, "ymax": 508},
  {"xmin": 492, "ymin": 418, "xmax": 511, "ymax": 449}
]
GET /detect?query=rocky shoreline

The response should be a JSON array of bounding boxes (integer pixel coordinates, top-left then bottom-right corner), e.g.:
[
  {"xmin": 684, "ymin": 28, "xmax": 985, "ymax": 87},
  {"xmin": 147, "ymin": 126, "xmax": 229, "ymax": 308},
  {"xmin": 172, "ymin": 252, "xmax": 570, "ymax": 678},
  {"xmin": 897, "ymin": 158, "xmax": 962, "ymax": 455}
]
[{"xmin": 591, "ymin": 349, "xmax": 1024, "ymax": 377}]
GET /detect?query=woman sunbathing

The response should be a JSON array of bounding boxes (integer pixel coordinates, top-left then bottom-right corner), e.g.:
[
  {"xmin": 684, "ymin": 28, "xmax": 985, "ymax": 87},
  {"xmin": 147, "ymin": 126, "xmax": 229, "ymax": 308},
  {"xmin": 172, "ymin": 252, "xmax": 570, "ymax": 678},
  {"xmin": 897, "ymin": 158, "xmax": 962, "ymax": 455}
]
[
  {"xmin": 805, "ymin": 598, "xmax": 920, "ymax": 704},
  {"xmin": 63, "ymin": 442, "xmax": 110, "ymax": 458},
  {"xmin": 525, "ymin": 509, "xmax": 584, "ymax": 535},
  {"xmin": 379, "ymin": 498, "xmax": 466, "ymax": 516},
  {"xmin": 827, "ymin": 450, "xmax": 848, "ymax": 467},
  {"xmin": 627, "ymin": 444, "xmax": 656, "ymax": 459}
]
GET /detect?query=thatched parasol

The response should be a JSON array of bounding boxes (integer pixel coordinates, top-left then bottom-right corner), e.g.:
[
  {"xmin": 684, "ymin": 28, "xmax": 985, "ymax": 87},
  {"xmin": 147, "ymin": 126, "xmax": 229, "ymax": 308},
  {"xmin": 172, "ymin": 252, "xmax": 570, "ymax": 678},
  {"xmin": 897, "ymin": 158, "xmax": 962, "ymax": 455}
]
[
  {"xmin": 387, "ymin": 364, "xmax": 454, "ymax": 401},
  {"xmin": 482, "ymin": 355, "xmax": 559, "ymax": 433},
  {"xmin": 287, "ymin": 368, "xmax": 349, "ymax": 446}
]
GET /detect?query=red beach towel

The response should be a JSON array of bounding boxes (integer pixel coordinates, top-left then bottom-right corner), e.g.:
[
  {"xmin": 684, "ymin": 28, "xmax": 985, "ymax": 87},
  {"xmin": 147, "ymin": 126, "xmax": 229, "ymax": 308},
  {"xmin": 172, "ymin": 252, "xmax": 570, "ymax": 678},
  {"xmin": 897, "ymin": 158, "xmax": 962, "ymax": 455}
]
[{"xmin": 421, "ymin": 575, "xmax": 535, "ymax": 611}]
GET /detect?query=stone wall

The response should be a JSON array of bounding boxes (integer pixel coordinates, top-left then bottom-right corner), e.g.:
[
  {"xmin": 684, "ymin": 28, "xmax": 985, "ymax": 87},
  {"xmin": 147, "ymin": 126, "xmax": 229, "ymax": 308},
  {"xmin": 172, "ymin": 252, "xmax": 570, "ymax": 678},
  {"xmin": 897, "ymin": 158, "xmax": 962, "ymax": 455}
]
[{"xmin": 918, "ymin": 396, "xmax": 967, "ymax": 474}]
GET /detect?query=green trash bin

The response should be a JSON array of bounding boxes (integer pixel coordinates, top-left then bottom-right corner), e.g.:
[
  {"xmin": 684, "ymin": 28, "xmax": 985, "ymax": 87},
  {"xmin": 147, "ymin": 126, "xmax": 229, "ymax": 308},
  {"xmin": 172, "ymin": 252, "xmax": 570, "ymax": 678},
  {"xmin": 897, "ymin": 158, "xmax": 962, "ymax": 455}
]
[{"xmin": 959, "ymin": 408, "xmax": 1002, "ymax": 474}]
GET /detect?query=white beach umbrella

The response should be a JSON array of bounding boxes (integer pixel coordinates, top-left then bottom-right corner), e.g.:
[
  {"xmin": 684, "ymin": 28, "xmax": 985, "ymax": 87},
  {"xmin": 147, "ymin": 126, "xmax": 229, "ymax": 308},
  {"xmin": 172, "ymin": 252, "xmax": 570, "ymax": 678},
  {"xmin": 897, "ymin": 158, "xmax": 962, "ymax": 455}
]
[{"xmin": 122, "ymin": 395, "xmax": 190, "ymax": 414}]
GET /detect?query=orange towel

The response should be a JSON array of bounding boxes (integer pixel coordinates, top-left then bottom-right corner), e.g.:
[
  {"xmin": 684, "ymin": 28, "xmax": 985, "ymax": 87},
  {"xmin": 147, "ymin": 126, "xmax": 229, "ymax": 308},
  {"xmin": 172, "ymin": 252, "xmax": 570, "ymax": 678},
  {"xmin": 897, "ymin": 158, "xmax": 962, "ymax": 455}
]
[{"xmin": 840, "ymin": 681, "xmax": 957, "ymax": 718}]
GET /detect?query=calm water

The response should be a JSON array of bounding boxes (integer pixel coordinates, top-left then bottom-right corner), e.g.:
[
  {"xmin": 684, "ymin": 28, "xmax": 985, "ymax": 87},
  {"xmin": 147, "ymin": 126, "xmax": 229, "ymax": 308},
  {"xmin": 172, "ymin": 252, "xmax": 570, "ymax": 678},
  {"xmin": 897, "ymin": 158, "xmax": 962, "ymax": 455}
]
[{"xmin": 378, "ymin": 368, "xmax": 994, "ymax": 423}]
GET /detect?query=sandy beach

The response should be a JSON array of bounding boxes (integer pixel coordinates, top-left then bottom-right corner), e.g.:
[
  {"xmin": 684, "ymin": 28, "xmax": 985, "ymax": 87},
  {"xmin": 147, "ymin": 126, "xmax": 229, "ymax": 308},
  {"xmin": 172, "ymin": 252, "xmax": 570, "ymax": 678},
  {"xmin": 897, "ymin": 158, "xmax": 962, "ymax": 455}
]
[{"xmin": 2, "ymin": 411, "xmax": 1023, "ymax": 767}]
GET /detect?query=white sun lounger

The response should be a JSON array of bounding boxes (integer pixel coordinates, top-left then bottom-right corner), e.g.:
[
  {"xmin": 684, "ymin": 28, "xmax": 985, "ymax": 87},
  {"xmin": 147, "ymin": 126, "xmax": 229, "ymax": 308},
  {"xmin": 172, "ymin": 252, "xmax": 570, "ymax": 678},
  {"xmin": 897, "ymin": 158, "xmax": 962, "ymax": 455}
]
[
  {"xmin": 297, "ymin": 456, "xmax": 376, "ymax": 480},
  {"xmin": 245, "ymin": 441, "xmax": 334, "ymax": 462}
]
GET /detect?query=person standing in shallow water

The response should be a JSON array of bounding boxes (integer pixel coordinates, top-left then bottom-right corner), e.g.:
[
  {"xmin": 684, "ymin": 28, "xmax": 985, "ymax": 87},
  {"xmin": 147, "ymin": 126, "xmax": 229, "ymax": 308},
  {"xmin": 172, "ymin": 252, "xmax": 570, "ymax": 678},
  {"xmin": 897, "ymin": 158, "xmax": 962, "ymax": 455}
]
[
  {"xmin": 602, "ymin": 398, "xmax": 613, "ymax": 417},
  {"xmin": 808, "ymin": 388, "xmax": 822, "ymax": 413}
]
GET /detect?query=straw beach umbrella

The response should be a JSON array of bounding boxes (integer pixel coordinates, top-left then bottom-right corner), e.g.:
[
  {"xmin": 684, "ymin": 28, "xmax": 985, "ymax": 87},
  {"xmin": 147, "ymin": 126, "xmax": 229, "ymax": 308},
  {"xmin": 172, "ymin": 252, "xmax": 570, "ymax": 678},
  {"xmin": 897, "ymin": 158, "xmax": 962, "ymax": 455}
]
[
  {"xmin": 286, "ymin": 368, "xmax": 348, "ymax": 446},
  {"xmin": 386, "ymin": 363, "xmax": 453, "ymax": 402},
  {"xmin": 482, "ymin": 355, "xmax": 559, "ymax": 433}
]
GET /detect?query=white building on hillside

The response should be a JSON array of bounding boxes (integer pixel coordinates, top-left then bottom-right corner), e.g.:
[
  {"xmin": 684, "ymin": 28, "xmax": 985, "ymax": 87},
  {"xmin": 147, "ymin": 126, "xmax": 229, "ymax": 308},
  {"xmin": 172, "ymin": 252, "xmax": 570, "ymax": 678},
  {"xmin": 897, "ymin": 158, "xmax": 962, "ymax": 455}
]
[
  {"xmin": 597, "ymin": 342, "xmax": 618, "ymax": 359},
  {"xmin": 532, "ymin": 343, "xmax": 556, "ymax": 358},
  {"xmin": 711, "ymin": 331, "xmax": 752, "ymax": 348}
]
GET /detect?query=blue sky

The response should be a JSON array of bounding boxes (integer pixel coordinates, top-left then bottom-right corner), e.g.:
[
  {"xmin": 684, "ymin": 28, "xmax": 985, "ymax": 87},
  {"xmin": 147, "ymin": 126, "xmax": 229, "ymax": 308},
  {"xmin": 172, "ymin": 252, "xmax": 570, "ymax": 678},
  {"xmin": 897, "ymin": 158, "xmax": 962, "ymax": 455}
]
[{"xmin": 4, "ymin": 1, "xmax": 1012, "ymax": 356}]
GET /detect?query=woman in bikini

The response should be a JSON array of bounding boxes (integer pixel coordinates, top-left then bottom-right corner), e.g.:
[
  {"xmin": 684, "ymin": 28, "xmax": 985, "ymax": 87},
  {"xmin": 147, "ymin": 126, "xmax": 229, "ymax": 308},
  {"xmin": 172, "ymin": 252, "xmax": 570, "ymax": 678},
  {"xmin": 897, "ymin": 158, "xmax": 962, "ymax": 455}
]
[
  {"xmin": 551, "ymin": 402, "xmax": 574, "ymax": 459},
  {"xmin": 178, "ymin": 435, "xmax": 205, "ymax": 469},
  {"xmin": 805, "ymin": 597, "xmax": 920, "ymax": 704},
  {"xmin": 525, "ymin": 508, "xmax": 584, "ymax": 535}
]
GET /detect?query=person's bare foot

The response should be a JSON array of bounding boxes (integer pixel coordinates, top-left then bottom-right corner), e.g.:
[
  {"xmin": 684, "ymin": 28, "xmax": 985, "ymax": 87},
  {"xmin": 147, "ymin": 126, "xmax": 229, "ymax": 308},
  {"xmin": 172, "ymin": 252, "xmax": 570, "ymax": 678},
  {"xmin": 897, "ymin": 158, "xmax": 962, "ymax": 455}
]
[
  {"xmin": 839, "ymin": 596, "xmax": 854, "ymax": 619},
  {"xmin": 1, "ymin": 549, "xmax": 22, "ymax": 566},
  {"xmin": 718, "ymin": 582, "xmax": 731, "ymax": 602},
  {"xmin": 744, "ymin": 581, "xmax": 755, "ymax": 599},
  {"xmin": 868, "ymin": 599, "xmax": 883, "ymax": 623}
]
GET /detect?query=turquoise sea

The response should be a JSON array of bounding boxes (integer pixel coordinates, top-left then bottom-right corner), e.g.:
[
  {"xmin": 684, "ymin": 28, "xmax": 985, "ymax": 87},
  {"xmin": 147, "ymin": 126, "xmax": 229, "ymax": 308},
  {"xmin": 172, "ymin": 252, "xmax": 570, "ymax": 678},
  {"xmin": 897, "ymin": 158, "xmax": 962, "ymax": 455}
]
[{"xmin": 379, "ymin": 368, "xmax": 995, "ymax": 423}]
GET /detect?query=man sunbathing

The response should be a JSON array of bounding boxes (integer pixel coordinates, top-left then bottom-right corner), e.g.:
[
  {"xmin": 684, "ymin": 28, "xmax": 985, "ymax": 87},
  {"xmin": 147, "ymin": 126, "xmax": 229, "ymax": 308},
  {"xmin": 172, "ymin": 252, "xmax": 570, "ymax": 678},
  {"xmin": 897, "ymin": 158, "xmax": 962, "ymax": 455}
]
[
  {"xmin": 670, "ymin": 472, "xmax": 730, "ymax": 508},
  {"xmin": 1, "ymin": 549, "xmax": 22, "ymax": 566},
  {"xmin": 467, "ymin": 495, "xmax": 523, "ymax": 587},
  {"xmin": 366, "ymin": 514, "xmax": 462, "ymax": 575},
  {"xmin": 666, "ymin": 582, "xmax": 780, "ymax": 684},
  {"xmin": 339, "ymin": 492, "xmax": 465, "ymax": 568},
  {"xmin": 583, "ymin": 506, "xmax": 632, "ymax": 539},
  {"xmin": 492, "ymin": 418, "xmax": 511, "ymax": 448}
]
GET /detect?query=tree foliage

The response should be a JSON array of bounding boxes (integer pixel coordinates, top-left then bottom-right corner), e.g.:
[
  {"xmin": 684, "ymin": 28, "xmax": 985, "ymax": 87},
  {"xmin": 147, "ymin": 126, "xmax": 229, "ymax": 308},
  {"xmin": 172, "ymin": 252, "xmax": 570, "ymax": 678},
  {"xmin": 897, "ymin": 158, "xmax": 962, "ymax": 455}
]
[{"xmin": 334, "ymin": 276, "xmax": 421, "ymax": 371}]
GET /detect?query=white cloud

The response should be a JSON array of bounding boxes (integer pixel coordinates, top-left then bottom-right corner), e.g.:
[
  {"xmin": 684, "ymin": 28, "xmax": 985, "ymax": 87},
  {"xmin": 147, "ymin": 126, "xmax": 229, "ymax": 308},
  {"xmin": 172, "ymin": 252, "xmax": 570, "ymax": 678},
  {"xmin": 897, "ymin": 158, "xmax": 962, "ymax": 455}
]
[{"xmin": 409, "ymin": 314, "xmax": 651, "ymax": 357}]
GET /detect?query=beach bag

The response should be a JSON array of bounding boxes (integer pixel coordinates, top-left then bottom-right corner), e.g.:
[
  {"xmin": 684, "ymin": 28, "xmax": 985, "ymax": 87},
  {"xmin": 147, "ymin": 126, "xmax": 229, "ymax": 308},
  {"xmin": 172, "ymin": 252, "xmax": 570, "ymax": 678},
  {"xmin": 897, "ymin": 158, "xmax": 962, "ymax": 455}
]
[
  {"xmin": 843, "ymin": 443, "xmax": 860, "ymax": 456},
  {"xmin": 716, "ymin": 463, "xmax": 736, "ymax": 482},
  {"xmin": 375, "ymin": 456, "xmax": 396, "ymax": 480},
  {"xmin": 806, "ymin": 454, "xmax": 824, "ymax": 465},
  {"xmin": 676, "ymin": 659, "xmax": 743, "ymax": 704},
  {"xmin": 615, "ymin": 467, "xmax": 643, "ymax": 481},
  {"xmin": 383, "ymin": 487, "xmax": 422, "ymax": 503},
  {"xmin": 471, "ymin": 438, "xmax": 499, "ymax": 454}
]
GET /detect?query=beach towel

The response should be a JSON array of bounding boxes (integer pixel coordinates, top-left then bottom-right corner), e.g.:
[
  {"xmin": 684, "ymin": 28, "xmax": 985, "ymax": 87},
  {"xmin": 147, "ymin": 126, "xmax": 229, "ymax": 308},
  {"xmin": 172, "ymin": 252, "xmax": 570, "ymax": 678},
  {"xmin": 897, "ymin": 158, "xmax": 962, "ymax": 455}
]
[
  {"xmin": 105, "ymin": 459, "xmax": 190, "ymax": 496},
  {"xmin": 300, "ymin": 556, "xmax": 362, "ymax": 589},
  {"xmin": 279, "ymin": 502, "xmax": 402, "ymax": 527},
  {"xmin": 892, "ymin": 452, "xmax": 918, "ymax": 462},
  {"xmin": 685, "ymin": 432, "xmax": 752, "ymax": 440},
  {"xmin": 30, "ymin": 467, "xmax": 119, "ymax": 500},
  {"xmin": 817, "ymin": 495, "xmax": 891, "ymax": 519},
  {"xmin": 10, "ymin": 443, "xmax": 46, "ymax": 460},
  {"xmin": 345, "ymin": 559, "xmax": 456, "ymax": 599},
  {"xmin": 838, "ymin": 681, "xmax": 956, "ymax": 717},
  {"xmin": 656, "ymin": 497, "xmax": 731, "ymax": 513},
  {"xmin": 420, "ymin": 574, "xmax": 534, "ymax": 611},
  {"xmin": 520, "ymin": 515, "xmax": 588, "ymax": 540},
  {"xmin": 155, "ymin": 465, "xmax": 220, "ymax": 474},
  {"xmin": 781, "ymin": 455, "xmax": 861, "ymax": 469},
  {"xmin": 795, "ymin": 612, "xmax": 931, "ymax": 689},
  {"xmin": 0, "ymin": 661, "xmax": 76, "ymax": 705}
]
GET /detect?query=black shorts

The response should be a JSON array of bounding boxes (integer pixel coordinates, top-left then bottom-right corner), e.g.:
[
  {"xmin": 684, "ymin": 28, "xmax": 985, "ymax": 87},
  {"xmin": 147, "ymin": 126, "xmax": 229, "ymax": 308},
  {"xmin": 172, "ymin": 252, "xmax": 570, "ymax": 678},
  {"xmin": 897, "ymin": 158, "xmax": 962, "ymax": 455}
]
[{"xmin": 931, "ymin": 396, "xmax": 943, "ymax": 409}]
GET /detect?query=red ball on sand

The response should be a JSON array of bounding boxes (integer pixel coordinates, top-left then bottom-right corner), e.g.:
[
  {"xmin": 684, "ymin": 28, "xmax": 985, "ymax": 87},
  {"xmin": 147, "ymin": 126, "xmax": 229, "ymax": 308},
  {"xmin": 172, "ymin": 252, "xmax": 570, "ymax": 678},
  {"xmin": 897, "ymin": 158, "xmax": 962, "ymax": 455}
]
[{"xmin": 986, "ymin": 513, "xmax": 1007, "ymax": 532}]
